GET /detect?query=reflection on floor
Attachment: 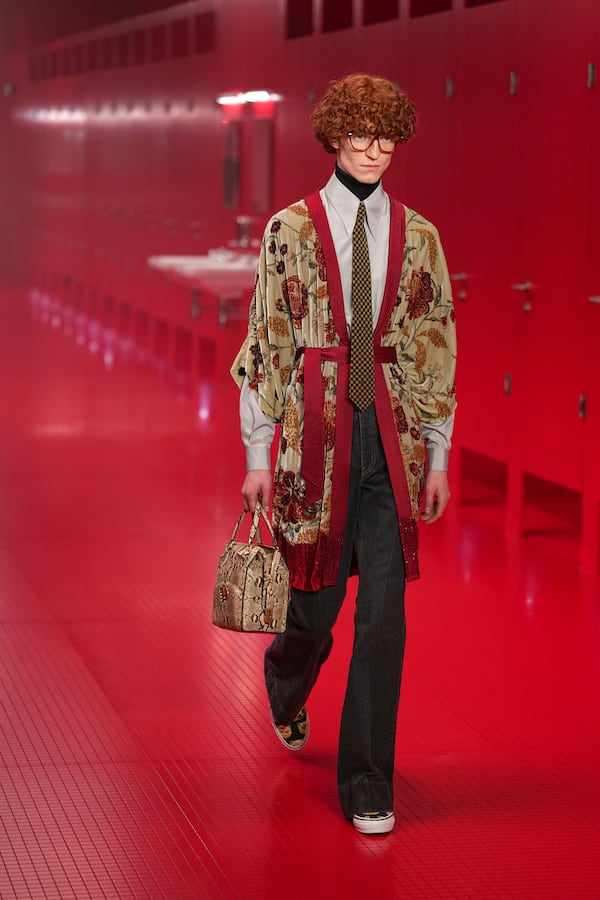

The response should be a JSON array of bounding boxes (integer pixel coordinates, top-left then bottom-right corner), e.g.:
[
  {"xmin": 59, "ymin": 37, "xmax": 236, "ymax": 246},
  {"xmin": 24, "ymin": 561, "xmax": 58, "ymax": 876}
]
[{"xmin": 0, "ymin": 286, "xmax": 598, "ymax": 900}]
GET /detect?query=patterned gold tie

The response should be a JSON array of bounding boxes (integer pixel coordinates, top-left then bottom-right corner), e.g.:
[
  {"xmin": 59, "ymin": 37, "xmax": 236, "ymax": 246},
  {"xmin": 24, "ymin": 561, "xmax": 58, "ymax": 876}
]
[{"xmin": 349, "ymin": 202, "xmax": 374, "ymax": 410}]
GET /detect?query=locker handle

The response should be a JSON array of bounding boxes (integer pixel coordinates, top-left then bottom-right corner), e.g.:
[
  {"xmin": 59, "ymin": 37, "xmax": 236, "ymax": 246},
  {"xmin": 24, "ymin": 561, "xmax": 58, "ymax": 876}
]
[
  {"xmin": 589, "ymin": 296, "xmax": 600, "ymax": 305},
  {"xmin": 190, "ymin": 290, "xmax": 200, "ymax": 320},
  {"xmin": 450, "ymin": 272, "xmax": 468, "ymax": 299},
  {"xmin": 511, "ymin": 281, "xmax": 533, "ymax": 292}
]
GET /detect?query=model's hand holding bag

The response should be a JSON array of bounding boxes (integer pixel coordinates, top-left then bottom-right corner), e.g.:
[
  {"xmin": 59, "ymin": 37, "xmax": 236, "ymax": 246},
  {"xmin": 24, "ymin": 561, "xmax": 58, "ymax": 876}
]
[{"xmin": 212, "ymin": 502, "xmax": 289, "ymax": 634}]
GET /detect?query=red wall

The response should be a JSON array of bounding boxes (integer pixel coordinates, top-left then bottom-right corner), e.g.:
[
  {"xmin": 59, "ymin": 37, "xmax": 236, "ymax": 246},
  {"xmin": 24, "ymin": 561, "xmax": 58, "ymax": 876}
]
[{"xmin": 1, "ymin": 0, "xmax": 599, "ymax": 569}]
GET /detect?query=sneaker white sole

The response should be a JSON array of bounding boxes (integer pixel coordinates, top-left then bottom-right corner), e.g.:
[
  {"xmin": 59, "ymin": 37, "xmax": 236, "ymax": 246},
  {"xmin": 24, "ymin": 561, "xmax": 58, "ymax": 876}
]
[{"xmin": 352, "ymin": 812, "xmax": 395, "ymax": 835}]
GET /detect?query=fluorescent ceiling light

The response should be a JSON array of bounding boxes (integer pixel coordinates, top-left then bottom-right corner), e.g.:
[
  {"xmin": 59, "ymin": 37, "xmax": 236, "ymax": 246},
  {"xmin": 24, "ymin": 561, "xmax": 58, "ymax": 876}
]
[{"xmin": 216, "ymin": 91, "xmax": 281, "ymax": 105}]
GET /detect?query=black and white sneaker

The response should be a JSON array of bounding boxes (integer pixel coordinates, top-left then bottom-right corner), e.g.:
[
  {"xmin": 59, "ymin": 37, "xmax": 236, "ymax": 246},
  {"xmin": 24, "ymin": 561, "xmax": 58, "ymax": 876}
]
[
  {"xmin": 269, "ymin": 706, "xmax": 310, "ymax": 750},
  {"xmin": 352, "ymin": 810, "xmax": 395, "ymax": 835}
]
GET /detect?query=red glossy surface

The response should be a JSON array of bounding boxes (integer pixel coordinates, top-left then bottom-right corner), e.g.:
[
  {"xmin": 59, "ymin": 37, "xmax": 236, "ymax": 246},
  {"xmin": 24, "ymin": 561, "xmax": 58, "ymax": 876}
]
[
  {"xmin": 1, "ymin": 0, "xmax": 599, "ymax": 569},
  {"xmin": 0, "ymin": 288, "xmax": 598, "ymax": 899},
  {"xmin": 451, "ymin": 0, "xmax": 519, "ymax": 465},
  {"xmin": 514, "ymin": 0, "xmax": 593, "ymax": 493}
]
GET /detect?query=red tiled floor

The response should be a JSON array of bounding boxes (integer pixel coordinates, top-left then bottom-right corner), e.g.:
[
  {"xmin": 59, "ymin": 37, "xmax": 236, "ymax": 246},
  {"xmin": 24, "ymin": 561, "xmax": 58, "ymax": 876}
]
[{"xmin": 0, "ymin": 287, "xmax": 599, "ymax": 899}]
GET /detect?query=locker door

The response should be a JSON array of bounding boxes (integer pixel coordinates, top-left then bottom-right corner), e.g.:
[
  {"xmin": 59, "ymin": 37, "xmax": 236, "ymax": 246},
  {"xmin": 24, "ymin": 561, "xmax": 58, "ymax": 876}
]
[
  {"xmin": 581, "ymin": 4, "xmax": 600, "ymax": 572},
  {"xmin": 393, "ymin": 7, "xmax": 457, "ymax": 248},
  {"xmin": 514, "ymin": 0, "xmax": 595, "ymax": 492},
  {"xmin": 453, "ymin": 0, "xmax": 520, "ymax": 464}
]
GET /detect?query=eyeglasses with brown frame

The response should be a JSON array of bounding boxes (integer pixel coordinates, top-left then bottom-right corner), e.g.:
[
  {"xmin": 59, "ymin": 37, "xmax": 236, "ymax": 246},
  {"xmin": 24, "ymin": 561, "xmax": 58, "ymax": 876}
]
[{"xmin": 346, "ymin": 132, "xmax": 400, "ymax": 154}]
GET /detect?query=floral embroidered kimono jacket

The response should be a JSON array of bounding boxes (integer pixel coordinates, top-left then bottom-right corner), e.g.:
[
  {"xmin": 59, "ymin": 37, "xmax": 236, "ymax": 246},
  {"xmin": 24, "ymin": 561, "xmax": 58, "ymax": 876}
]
[{"xmin": 232, "ymin": 190, "xmax": 457, "ymax": 592}]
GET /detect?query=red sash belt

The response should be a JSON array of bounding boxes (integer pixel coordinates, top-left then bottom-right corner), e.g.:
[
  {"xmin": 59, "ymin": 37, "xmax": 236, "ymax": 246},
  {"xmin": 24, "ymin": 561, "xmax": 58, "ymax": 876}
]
[{"xmin": 300, "ymin": 344, "xmax": 398, "ymax": 506}]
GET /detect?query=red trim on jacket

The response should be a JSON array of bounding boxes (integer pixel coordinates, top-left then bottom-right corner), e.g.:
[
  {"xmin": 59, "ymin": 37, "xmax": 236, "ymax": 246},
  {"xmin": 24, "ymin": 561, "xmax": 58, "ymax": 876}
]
[{"xmin": 280, "ymin": 191, "xmax": 419, "ymax": 588}]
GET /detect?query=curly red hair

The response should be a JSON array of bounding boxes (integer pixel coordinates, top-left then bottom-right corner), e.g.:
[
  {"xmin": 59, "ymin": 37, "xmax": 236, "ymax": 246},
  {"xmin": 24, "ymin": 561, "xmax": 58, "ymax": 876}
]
[{"xmin": 310, "ymin": 73, "xmax": 416, "ymax": 153}]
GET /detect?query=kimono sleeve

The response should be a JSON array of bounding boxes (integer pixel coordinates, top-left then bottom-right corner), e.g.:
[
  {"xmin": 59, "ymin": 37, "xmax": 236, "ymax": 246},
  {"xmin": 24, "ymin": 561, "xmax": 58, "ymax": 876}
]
[
  {"xmin": 230, "ymin": 220, "xmax": 297, "ymax": 424},
  {"xmin": 403, "ymin": 225, "xmax": 457, "ymax": 426}
]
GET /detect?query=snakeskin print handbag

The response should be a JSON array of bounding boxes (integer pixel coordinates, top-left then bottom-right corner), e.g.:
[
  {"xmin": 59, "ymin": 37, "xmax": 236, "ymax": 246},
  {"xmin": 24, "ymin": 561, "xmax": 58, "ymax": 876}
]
[{"xmin": 212, "ymin": 502, "xmax": 289, "ymax": 634}]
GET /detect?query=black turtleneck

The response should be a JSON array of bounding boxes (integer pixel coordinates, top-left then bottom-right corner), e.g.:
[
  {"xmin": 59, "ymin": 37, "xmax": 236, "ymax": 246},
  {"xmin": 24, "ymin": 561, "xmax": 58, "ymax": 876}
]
[{"xmin": 335, "ymin": 164, "xmax": 380, "ymax": 201}]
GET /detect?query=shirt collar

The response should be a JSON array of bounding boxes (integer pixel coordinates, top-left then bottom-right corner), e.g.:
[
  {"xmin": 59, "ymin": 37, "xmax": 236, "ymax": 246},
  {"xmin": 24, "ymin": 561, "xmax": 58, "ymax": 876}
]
[{"xmin": 322, "ymin": 171, "xmax": 388, "ymax": 239}]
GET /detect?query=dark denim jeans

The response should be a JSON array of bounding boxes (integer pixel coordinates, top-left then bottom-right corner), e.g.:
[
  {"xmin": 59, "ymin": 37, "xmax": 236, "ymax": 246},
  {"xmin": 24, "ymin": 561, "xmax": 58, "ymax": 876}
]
[{"xmin": 265, "ymin": 404, "xmax": 407, "ymax": 819}]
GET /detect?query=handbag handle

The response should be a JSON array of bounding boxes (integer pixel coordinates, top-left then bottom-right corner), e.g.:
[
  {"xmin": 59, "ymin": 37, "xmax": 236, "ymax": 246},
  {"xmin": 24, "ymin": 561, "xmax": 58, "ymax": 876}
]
[{"xmin": 230, "ymin": 502, "xmax": 277, "ymax": 547}]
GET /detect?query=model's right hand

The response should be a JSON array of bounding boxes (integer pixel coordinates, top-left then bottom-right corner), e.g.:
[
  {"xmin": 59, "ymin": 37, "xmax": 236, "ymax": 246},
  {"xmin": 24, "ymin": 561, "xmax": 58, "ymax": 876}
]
[{"xmin": 242, "ymin": 470, "xmax": 272, "ymax": 513}]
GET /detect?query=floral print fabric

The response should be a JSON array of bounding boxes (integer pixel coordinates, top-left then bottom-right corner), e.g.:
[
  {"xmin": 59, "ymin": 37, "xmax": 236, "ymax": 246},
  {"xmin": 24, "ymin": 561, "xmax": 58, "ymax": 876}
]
[{"xmin": 232, "ymin": 197, "xmax": 456, "ymax": 590}]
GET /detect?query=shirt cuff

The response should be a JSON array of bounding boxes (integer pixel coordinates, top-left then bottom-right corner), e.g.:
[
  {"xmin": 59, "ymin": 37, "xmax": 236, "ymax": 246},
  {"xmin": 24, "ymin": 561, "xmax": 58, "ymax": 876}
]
[
  {"xmin": 245, "ymin": 445, "xmax": 272, "ymax": 471},
  {"xmin": 240, "ymin": 376, "xmax": 275, "ymax": 471},
  {"xmin": 426, "ymin": 444, "xmax": 450, "ymax": 471},
  {"xmin": 422, "ymin": 411, "xmax": 454, "ymax": 472}
]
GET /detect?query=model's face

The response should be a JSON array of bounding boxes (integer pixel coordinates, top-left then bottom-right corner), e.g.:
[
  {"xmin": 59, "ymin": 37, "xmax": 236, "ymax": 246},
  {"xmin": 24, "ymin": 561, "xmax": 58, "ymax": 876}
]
[{"xmin": 331, "ymin": 134, "xmax": 395, "ymax": 183}]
